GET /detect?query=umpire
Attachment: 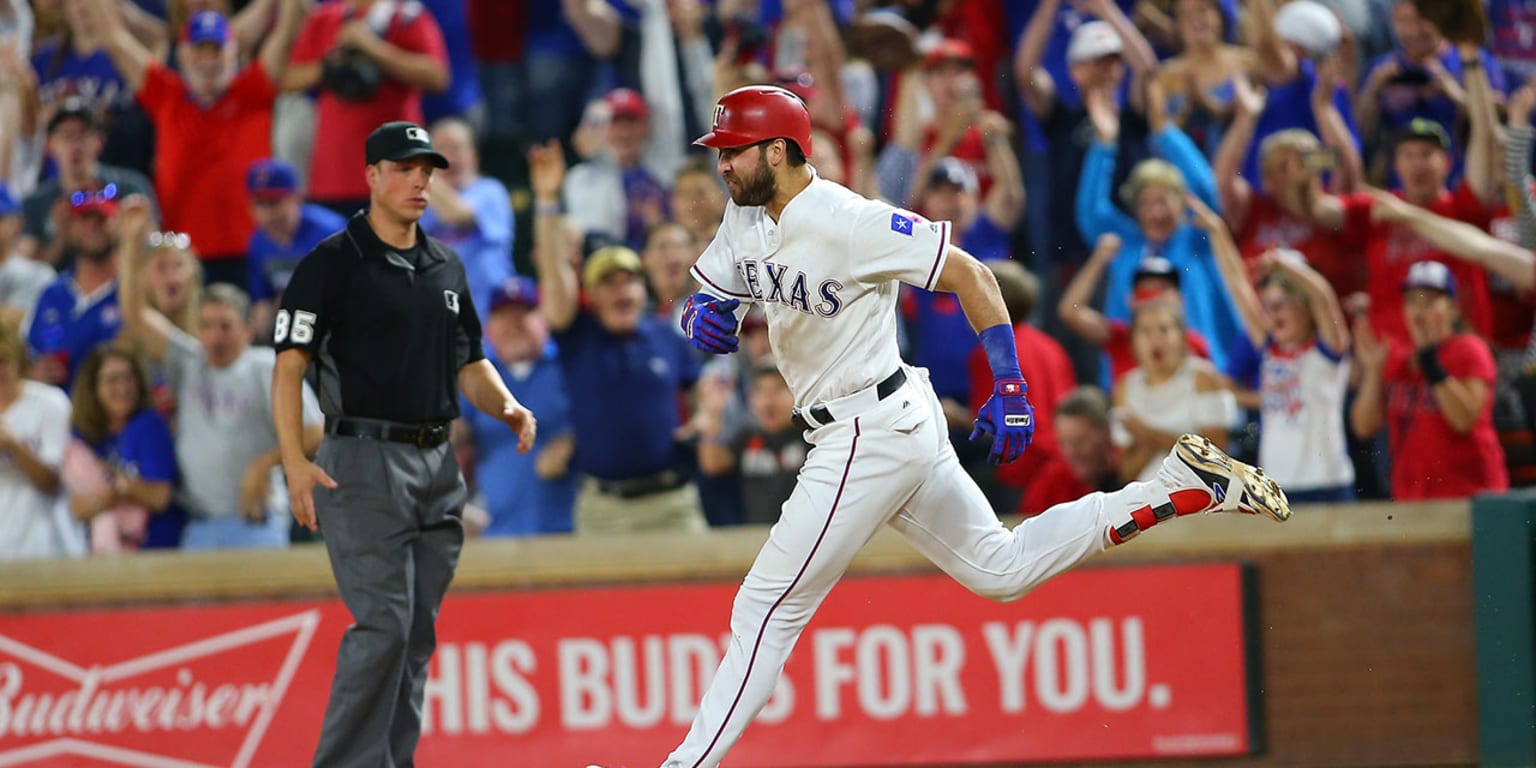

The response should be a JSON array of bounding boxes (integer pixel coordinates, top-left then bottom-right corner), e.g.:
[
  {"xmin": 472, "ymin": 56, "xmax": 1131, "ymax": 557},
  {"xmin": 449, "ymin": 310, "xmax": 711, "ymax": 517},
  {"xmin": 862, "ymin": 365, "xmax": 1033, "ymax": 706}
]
[{"xmin": 272, "ymin": 121, "xmax": 537, "ymax": 767}]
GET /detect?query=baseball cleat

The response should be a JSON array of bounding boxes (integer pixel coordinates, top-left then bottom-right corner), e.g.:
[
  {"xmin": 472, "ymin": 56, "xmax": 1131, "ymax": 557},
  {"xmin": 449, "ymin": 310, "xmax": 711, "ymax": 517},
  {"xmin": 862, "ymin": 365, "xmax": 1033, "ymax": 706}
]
[{"xmin": 1167, "ymin": 434, "xmax": 1291, "ymax": 522}]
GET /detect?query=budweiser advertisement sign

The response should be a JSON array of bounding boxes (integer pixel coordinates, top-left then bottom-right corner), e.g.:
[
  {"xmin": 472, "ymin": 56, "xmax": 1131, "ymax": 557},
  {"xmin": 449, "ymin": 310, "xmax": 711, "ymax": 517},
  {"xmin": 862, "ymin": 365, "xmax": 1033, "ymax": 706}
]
[{"xmin": 0, "ymin": 563, "xmax": 1256, "ymax": 767}]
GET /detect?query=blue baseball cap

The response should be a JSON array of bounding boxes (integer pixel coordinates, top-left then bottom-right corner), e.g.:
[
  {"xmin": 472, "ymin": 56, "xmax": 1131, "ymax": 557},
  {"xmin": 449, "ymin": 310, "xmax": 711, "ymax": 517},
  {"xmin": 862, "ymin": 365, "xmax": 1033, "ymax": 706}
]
[
  {"xmin": 928, "ymin": 157, "xmax": 978, "ymax": 194},
  {"xmin": 0, "ymin": 184, "xmax": 18, "ymax": 217},
  {"xmin": 184, "ymin": 11, "xmax": 230, "ymax": 46},
  {"xmin": 489, "ymin": 276, "xmax": 540, "ymax": 312},
  {"xmin": 246, "ymin": 158, "xmax": 298, "ymax": 201},
  {"xmin": 1402, "ymin": 260, "xmax": 1457, "ymax": 297}
]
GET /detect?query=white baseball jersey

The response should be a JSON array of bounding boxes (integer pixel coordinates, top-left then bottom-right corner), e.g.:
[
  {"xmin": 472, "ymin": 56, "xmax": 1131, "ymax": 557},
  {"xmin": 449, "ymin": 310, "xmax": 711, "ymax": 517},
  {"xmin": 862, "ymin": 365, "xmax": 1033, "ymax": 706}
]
[{"xmin": 689, "ymin": 173, "xmax": 951, "ymax": 407}]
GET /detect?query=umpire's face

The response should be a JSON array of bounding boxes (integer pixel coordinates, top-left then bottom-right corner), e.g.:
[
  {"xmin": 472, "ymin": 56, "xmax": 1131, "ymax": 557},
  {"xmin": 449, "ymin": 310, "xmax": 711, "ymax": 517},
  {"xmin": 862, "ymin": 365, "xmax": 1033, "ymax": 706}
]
[{"xmin": 366, "ymin": 157, "xmax": 435, "ymax": 224}]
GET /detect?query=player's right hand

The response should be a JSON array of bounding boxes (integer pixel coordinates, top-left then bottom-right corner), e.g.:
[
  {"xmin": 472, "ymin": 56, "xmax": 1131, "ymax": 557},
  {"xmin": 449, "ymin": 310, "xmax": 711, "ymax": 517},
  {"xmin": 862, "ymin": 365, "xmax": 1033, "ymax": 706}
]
[
  {"xmin": 682, "ymin": 293, "xmax": 741, "ymax": 354},
  {"xmin": 283, "ymin": 458, "xmax": 338, "ymax": 532},
  {"xmin": 970, "ymin": 378, "xmax": 1035, "ymax": 465}
]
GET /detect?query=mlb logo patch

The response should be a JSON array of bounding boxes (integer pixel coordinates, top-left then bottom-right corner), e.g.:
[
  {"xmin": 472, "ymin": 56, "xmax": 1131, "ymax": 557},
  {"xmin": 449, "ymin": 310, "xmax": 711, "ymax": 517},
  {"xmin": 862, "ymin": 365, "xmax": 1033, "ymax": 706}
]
[
  {"xmin": 890, "ymin": 212, "xmax": 916, "ymax": 236},
  {"xmin": 407, "ymin": 126, "xmax": 431, "ymax": 143},
  {"xmin": 443, "ymin": 290, "xmax": 460, "ymax": 314}
]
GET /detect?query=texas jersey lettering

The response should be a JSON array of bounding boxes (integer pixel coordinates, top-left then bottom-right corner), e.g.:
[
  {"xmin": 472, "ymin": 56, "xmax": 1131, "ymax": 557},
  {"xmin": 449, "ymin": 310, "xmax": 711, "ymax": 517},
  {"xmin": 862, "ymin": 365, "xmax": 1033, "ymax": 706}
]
[{"xmin": 690, "ymin": 182, "xmax": 949, "ymax": 408}]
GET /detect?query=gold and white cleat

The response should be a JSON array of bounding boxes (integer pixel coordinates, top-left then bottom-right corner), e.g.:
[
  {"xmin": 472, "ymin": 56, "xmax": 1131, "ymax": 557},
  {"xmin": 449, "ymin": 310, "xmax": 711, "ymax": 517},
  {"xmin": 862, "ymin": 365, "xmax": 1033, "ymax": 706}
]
[{"xmin": 1172, "ymin": 434, "xmax": 1292, "ymax": 522}]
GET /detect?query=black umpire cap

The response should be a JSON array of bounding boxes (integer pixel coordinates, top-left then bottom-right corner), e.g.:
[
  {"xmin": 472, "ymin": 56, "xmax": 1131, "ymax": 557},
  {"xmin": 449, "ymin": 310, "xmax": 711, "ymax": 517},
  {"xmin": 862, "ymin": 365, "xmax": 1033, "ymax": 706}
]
[{"xmin": 365, "ymin": 121, "xmax": 450, "ymax": 168}]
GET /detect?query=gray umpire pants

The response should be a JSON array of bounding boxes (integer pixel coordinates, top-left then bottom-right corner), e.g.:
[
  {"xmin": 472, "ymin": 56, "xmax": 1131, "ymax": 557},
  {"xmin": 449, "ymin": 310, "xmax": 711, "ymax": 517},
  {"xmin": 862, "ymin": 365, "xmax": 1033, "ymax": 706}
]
[{"xmin": 311, "ymin": 435, "xmax": 466, "ymax": 768}]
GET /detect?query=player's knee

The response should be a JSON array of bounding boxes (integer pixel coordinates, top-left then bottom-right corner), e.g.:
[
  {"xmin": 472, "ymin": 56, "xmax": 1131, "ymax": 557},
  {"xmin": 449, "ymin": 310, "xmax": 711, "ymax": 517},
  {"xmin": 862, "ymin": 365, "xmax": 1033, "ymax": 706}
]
[
  {"xmin": 730, "ymin": 582, "xmax": 819, "ymax": 632},
  {"xmin": 972, "ymin": 579, "xmax": 1031, "ymax": 604}
]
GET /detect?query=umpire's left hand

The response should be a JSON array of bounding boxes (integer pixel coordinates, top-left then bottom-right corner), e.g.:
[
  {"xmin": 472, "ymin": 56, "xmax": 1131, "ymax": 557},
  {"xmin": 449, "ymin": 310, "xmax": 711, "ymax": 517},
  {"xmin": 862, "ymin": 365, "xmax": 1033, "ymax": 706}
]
[{"xmin": 498, "ymin": 402, "xmax": 537, "ymax": 453}]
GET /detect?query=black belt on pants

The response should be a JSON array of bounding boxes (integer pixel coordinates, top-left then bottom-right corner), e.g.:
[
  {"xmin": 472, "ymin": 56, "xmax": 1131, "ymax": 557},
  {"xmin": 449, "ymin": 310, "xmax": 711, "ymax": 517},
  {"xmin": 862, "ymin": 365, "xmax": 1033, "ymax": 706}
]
[
  {"xmin": 325, "ymin": 416, "xmax": 451, "ymax": 449},
  {"xmin": 792, "ymin": 369, "xmax": 906, "ymax": 431},
  {"xmin": 594, "ymin": 469, "xmax": 688, "ymax": 499}
]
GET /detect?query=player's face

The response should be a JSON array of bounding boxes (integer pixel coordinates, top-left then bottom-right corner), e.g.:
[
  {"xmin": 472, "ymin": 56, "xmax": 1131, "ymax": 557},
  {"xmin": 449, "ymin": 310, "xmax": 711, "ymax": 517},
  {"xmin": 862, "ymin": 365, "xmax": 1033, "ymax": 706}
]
[
  {"xmin": 486, "ymin": 304, "xmax": 548, "ymax": 363},
  {"xmin": 588, "ymin": 270, "xmax": 647, "ymax": 333},
  {"xmin": 717, "ymin": 143, "xmax": 777, "ymax": 207},
  {"xmin": 642, "ymin": 224, "xmax": 698, "ymax": 302},
  {"xmin": 1261, "ymin": 283, "xmax": 1313, "ymax": 346},
  {"xmin": 198, "ymin": 301, "xmax": 248, "ymax": 368},
  {"xmin": 1056, "ymin": 414, "xmax": 1112, "ymax": 486},
  {"xmin": 251, "ymin": 196, "xmax": 300, "ymax": 238},
  {"xmin": 1131, "ymin": 306, "xmax": 1186, "ymax": 372},
  {"xmin": 178, "ymin": 41, "xmax": 234, "ymax": 101},
  {"xmin": 1403, "ymin": 287, "xmax": 1457, "ymax": 346},
  {"xmin": 47, "ymin": 119, "xmax": 103, "ymax": 175},
  {"xmin": 368, "ymin": 158, "xmax": 435, "ymax": 223},
  {"xmin": 1393, "ymin": 141, "xmax": 1449, "ymax": 199},
  {"xmin": 671, "ymin": 170, "xmax": 726, "ymax": 236},
  {"xmin": 749, "ymin": 371, "xmax": 795, "ymax": 432},
  {"xmin": 1135, "ymin": 185, "xmax": 1182, "ymax": 244},
  {"xmin": 96, "ymin": 355, "xmax": 141, "ymax": 423},
  {"xmin": 148, "ymin": 247, "xmax": 196, "ymax": 316},
  {"xmin": 1176, "ymin": 0, "xmax": 1221, "ymax": 48}
]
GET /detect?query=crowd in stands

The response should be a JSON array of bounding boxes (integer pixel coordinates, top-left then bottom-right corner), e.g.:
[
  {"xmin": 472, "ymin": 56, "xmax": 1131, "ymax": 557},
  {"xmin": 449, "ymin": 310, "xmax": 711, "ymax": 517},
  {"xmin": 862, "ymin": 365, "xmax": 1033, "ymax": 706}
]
[{"xmin": 1, "ymin": 0, "xmax": 1534, "ymax": 560}]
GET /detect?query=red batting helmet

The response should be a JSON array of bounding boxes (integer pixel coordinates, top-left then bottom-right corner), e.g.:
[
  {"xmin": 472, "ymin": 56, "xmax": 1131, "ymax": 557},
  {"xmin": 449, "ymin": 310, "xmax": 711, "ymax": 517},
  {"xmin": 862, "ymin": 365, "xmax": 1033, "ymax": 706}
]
[{"xmin": 693, "ymin": 85, "xmax": 813, "ymax": 158}]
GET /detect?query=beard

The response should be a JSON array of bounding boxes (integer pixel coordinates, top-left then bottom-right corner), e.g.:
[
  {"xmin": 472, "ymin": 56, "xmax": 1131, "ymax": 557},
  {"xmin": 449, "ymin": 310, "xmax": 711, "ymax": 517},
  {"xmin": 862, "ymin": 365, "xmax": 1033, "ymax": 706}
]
[
  {"xmin": 71, "ymin": 241, "xmax": 115, "ymax": 264},
  {"xmin": 728, "ymin": 154, "xmax": 777, "ymax": 207}
]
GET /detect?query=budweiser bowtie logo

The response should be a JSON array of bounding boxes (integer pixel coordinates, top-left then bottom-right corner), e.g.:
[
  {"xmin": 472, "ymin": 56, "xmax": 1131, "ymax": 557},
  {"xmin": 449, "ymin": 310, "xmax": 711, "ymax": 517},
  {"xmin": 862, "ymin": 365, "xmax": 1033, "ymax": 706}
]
[{"xmin": 0, "ymin": 610, "xmax": 319, "ymax": 768}]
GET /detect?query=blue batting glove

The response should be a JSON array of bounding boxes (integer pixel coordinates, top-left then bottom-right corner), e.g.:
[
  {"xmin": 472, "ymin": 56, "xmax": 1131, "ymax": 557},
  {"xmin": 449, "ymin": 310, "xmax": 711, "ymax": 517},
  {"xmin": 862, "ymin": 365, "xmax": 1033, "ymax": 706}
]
[
  {"xmin": 969, "ymin": 378, "xmax": 1035, "ymax": 465},
  {"xmin": 681, "ymin": 294, "xmax": 741, "ymax": 354}
]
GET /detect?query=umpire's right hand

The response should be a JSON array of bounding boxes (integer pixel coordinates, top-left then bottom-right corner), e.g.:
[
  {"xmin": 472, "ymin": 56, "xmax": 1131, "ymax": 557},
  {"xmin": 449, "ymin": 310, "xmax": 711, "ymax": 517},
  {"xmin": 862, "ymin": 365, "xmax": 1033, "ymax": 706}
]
[{"xmin": 285, "ymin": 458, "xmax": 339, "ymax": 532}]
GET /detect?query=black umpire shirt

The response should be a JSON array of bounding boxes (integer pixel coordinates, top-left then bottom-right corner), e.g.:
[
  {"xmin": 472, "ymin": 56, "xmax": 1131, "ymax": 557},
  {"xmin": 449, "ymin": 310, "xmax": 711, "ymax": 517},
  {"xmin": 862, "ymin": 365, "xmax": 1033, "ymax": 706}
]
[{"xmin": 274, "ymin": 212, "xmax": 484, "ymax": 424}]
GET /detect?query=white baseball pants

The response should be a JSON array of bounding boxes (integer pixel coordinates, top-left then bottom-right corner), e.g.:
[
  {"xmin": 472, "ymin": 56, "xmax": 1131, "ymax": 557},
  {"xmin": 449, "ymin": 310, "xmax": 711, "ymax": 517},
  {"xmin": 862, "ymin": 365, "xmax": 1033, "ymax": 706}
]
[{"xmin": 663, "ymin": 367, "xmax": 1178, "ymax": 767}]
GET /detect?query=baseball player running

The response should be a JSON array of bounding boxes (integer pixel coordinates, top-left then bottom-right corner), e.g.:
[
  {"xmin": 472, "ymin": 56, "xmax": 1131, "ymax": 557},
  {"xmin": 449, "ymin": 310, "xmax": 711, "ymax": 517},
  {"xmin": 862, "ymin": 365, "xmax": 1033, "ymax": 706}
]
[{"xmin": 655, "ymin": 85, "xmax": 1291, "ymax": 767}]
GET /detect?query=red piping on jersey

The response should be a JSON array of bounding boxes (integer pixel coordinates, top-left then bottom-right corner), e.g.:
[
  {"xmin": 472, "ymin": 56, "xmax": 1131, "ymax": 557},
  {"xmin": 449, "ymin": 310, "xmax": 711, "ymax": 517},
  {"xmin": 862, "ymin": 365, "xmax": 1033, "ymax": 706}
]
[
  {"xmin": 691, "ymin": 417, "xmax": 862, "ymax": 767},
  {"xmin": 691, "ymin": 266, "xmax": 753, "ymax": 299},
  {"xmin": 924, "ymin": 221, "xmax": 949, "ymax": 290}
]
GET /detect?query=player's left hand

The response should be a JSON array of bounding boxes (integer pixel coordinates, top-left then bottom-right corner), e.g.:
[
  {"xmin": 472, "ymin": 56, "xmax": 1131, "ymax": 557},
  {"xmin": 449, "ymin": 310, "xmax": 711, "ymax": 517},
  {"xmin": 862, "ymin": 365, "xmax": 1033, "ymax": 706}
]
[{"xmin": 970, "ymin": 378, "xmax": 1035, "ymax": 465}]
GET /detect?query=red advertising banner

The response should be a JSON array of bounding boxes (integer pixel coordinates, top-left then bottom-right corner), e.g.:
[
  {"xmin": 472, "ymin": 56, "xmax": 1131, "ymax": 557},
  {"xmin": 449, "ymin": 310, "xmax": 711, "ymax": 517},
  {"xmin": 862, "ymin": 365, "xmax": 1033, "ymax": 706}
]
[{"xmin": 0, "ymin": 562, "xmax": 1253, "ymax": 767}]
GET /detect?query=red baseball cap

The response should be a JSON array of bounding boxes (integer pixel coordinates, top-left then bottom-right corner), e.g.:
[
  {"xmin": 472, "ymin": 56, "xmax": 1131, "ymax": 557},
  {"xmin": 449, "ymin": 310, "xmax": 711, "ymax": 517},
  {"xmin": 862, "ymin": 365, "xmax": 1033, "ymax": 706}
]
[
  {"xmin": 604, "ymin": 88, "xmax": 649, "ymax": 120},
  {"xmin": 68, "ymin": 184, "xmax": 120, "ymax": 217},
  {"xmin": 923, "ymin": 38, "xmax": 975, "ymax": 69}
]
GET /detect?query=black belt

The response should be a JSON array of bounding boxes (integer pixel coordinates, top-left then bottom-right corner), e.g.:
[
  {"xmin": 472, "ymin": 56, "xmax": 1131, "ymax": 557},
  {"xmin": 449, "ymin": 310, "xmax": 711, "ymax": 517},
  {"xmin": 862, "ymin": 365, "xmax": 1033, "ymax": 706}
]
[
  {"xmin": 792, "ymin": 369, "xmax": 906, "ymax": 431},
  {"xmin": 594, "ymin": 469, "xmax": 688, "ymax": 499},
  {"xmin": 325, "ymin": 416, "xmax": 451, "ymax": 449}
]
